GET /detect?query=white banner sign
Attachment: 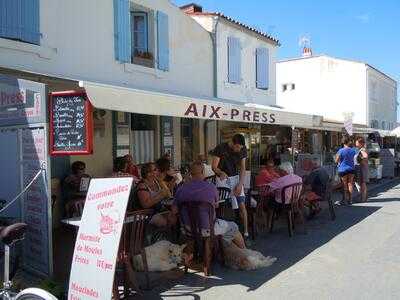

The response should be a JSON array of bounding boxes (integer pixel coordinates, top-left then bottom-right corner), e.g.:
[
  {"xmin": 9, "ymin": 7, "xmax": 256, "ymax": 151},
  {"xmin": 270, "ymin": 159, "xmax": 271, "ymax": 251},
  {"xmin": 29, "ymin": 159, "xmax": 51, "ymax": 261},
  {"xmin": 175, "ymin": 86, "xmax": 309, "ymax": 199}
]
[
  {"xmin": 68, "ymin": 178, "xmax": 133, "ymax": 300},
  {"xmin": 343, "ymin": 113, "xmax": 353, "ymax": 136}
]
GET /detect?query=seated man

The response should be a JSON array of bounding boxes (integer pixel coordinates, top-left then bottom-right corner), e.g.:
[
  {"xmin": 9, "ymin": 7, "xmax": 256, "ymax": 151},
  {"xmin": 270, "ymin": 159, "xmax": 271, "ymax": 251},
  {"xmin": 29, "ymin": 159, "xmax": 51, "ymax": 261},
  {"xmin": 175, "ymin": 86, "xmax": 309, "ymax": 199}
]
[
  {"xmin": 304, "ymin": 162, "xmax": 330, "ymax": 218},
  {"xmin": 63, "ymin": 161, "xmax": 91, "ymax": 216},
  {"xmin": 172, "ymin": 161, "xmax": 246, "ymax": 249}
]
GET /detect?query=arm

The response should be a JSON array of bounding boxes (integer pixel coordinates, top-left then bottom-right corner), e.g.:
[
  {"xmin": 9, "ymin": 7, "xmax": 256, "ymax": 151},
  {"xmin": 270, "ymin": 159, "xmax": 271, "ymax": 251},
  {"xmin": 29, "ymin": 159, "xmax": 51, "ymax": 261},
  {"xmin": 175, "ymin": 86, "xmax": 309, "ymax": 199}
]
[
  {"xmin": 137, "ymin": 184, "xmax": 167, "ymax": 209},
  {"xmin": 212, "ymin": 156, "xmax": 227, "ymax": 179},
  {"xmin": 238, "ymin": 158, "xmax": 246, "ymax": 187}
]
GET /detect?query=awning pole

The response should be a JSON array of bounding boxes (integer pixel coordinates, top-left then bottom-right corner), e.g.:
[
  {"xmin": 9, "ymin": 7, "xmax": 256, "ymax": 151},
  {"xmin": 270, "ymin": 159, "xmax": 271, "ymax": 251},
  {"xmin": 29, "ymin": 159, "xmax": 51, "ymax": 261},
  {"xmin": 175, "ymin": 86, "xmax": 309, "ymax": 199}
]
[{"xmin": 291, "ymin": 126, "xmax": 295, "ymax": 167}]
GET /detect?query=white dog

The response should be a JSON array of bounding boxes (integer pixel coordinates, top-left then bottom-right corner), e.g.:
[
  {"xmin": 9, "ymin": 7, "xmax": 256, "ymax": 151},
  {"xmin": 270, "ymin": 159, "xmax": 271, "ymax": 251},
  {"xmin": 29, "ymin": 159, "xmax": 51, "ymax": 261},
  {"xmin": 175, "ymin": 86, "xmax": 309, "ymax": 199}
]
[{"xmin": 132, "ymin": 240, "xmax": 187, "ymax": 272}]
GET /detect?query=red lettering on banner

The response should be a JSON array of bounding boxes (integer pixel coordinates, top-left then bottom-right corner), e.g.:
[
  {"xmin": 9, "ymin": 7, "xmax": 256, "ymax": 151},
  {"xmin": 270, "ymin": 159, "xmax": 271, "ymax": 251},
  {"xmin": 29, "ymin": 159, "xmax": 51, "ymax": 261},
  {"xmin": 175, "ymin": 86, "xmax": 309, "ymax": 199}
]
[
  {"xmin": 74, "ymin": 255, "xmax": 89, "ymax": 265},
  {"xmin": 184, "ymin": 103, "xmax": 198, "ymax": 117},
  {"xmin": 97, "ymin": 201, "xmax": 114, "ymax": 211},
  {"xmin": 70, "ymin": 294, "xmax": 81, "ymax": 300},
  {"xmin": 71, "ymin": 282, "xmax": 99, "ymax": 298},
  {"xmin": 79, "ymin": 233, "xmax": 101, "ymax": 243},
  {"xmin": 86, "ymin": 185, "xmax": 129, "ymax": 202},
  {"xmin": 96, "ymin": 259, "xmax": 113, "ymax": 271}
]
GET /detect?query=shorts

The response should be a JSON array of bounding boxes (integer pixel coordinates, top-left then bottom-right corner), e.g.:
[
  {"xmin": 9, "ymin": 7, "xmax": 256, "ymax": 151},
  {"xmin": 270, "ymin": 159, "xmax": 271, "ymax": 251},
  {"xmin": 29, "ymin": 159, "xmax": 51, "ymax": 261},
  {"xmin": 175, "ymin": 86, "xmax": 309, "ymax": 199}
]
[
  {"xmin": 214, "ymin": 219, "xmax": 239, "ymax": 242},
  {"xmin": 215, "ymin": 175, "xmax": 245, "ymax": 209},
  {"xmin": 182, "ymin": 219, "xmax": 239, "ymax": 242},
  {"xmin": 338, "ymin": 170, "xmax": 355, "ymax": 177}
]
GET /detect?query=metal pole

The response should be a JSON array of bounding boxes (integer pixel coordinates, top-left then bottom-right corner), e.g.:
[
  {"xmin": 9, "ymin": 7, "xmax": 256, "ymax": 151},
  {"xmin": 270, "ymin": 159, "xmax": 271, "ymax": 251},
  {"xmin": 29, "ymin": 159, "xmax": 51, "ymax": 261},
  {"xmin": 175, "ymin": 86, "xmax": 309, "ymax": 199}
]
[{"xmin": 291, "ymin": 126, "xmax": 295, "ymax": 167}]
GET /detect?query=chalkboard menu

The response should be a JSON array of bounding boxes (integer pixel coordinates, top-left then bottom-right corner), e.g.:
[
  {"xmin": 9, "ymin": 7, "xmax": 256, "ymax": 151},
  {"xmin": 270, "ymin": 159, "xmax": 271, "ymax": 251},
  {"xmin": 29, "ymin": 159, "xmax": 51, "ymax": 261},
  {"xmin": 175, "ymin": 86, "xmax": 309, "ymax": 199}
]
[{"xmin": 50, "ymin": 91, "xmax": 93, "ymax": 155}]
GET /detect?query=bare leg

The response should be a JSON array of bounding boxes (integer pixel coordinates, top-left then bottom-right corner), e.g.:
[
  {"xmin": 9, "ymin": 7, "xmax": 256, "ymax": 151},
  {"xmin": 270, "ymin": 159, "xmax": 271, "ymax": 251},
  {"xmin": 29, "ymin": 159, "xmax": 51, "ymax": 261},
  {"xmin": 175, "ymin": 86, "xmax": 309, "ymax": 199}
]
[
  {"xmin": 238, "ymin": 202, "xmax": 248, "ymax": 235},
  {"xmin": 341, "ymin": 176, "xmax": 349, "ymax": 202},
  {"xmin": 348, "ymin": 174, "xmax": 354, "ymax": 203},
  {"xmin": 361, "ymin": 182, "xmax": 368, "ymax": 202},
  {"xmin": 232, "ymin": 232, "xmax": 246, "ymax": 249}
]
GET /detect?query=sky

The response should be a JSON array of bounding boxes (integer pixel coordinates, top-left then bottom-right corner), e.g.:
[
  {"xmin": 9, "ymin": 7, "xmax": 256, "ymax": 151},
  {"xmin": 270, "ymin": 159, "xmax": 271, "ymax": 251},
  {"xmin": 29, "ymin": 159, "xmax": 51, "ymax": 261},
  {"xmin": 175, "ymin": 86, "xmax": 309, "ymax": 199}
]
[{"xmin": 174, "ymin": 0, "xmax": 400, "ymax": 103}]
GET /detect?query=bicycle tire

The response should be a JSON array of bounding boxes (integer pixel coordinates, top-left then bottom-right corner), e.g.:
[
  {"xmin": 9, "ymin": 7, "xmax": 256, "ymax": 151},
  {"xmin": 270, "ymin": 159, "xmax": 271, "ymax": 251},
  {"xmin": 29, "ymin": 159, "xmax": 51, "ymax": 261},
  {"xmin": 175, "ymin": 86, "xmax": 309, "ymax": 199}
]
[{"xmin": 15, "ymin": 288, "xmax": 58, "ymax": 300}]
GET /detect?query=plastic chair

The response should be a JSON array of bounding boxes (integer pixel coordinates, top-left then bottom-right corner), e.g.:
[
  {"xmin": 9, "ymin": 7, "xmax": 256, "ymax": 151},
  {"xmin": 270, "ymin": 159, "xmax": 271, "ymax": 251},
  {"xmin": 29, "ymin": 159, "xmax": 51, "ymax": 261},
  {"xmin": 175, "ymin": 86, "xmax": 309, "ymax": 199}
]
[
  {"xmin": 204, "ymin": 175, "xmax": 216, "ymax": 185},
  {"xmin": 217, "ymin": 187, "xmax": 231, "ymax": 218},
  {"xmin": 323, "ymin": 180, "xmax": 336, "ymax": 221},
  {"xmin": 177, "ymin": 201, "xmax": 222, "ymax": 276},
  {"xmin": 269, "ymin": 183, "xmax": 304, "ymax": 237}
]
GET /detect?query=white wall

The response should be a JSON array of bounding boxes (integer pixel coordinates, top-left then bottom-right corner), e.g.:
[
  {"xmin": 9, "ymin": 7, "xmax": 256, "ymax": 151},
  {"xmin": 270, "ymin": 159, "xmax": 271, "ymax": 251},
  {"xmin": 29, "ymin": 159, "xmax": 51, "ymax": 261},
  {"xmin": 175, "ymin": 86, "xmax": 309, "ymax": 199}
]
[
  {"xmin": 367, "ymin": 67, "xmax": 397, "ymax": 130},
  {"xmin": 191, "ymin": 15, "xmax": 278, "ymax": 106},
  {"xmin": 0, "ymin": 0, "xmax": 213, "ymax": 99},
  {"xmin": 277, "ymin": 56, "xmax": 368, "ymax": 125}
]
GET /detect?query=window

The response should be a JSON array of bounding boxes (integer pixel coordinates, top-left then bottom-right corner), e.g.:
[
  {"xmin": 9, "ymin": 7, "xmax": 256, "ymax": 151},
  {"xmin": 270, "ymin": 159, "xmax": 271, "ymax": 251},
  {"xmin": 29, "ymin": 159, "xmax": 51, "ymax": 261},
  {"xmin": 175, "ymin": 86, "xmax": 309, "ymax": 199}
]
[
  {"xmin": 131, "ymin": 12, "xmax": 148, "ymax": 56},
  {"xmin": 114, "ymin": 1, "xmax": 169, "ymax": 71},
  {"xmin": 227, "ymin": 37, "xmax": 241, "ymax": 84},
  {"xmin": 381, "ymin": 121, "xmax": 386, "ymax": 130},
  {"xmin": 256, "ymin": 47, "xmax": 269, "ymax": 89},
  {"xmin": 0, "ymin": 0, "xmax": 40, "ymax": 45},
  {"xmin": 282, "ymin": 83, "xmax": 295, "ymax": 92}
]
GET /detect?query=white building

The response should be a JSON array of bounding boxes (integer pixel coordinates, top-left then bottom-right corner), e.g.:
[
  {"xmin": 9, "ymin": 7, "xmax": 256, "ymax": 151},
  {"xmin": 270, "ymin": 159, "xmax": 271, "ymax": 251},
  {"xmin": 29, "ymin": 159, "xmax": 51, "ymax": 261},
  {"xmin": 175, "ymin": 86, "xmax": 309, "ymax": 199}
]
[
  {"xmin": 277, "ymin": 54, "xmax": 398, "ymax": 130},
  {"xmin": 181, "ymin": 3, "xmax": 279, "ymax": 106},
  {"xmin": 0, "ymin": 0, "xmax": 216, "ymax": 174}
]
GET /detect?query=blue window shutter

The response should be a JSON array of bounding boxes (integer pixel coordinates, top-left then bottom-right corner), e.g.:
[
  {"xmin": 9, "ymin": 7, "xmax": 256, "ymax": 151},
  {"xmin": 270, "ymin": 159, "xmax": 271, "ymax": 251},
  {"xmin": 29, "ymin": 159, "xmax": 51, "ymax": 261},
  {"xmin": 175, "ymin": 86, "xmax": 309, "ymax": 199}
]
[
  {"xmin": 228, "ymin": 37, "xmax": 241, "ymax": 84},
  {"xmin": 157, "ymin": 11, "xmax": 169, "ymax": 71},
  {"xmin": 21, "ymin": 0, "xmax": 40, "ymax": 44},
  {"xmin": 0, "ymin": 0, "xmax": 22, "ymax": 40},
  {"xmin": 113, "ymin": 0, "xmax": 131, "ymax": 63},
  {"xmin": 256, "ymin": 47, "xmax": 269, "ymax": 89}
]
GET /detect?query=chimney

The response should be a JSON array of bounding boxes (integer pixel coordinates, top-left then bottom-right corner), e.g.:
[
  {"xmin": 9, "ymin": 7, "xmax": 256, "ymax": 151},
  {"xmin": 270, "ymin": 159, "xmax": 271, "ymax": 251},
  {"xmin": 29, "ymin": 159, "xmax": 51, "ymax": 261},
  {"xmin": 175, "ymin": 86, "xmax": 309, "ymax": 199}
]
[
  {"xmin": 180, "ymin": 3, "xmax": 203, "ymax": 14},
  {"xmin": 302, "ymin": 47, "xmax": 312, "ymax": 58}
]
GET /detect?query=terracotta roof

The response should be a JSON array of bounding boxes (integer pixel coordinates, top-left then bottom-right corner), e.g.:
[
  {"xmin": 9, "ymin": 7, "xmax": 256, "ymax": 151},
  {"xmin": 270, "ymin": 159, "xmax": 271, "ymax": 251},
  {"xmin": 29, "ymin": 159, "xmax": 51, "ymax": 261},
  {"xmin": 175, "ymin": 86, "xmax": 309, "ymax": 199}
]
[{"xmin": 186, "ymin": 11, "xmax": 280, "ymax": 46}]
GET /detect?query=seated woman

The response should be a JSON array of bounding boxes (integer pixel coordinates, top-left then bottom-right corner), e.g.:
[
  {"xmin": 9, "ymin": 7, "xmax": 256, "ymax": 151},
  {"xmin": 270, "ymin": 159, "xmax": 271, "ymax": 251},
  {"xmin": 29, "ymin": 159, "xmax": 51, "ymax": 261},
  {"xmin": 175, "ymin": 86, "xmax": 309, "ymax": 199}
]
[
  {"xmin": 135, "ymin": 163, "xmax": 176, "ymax": 228},
  {"xmin": 112, "ymin": 157, "xmax": 129, "ymax": 177},
  {"xmin": 63, "ymin": 161, "xmax": 91, "ymax": 216},
  {"xmin": 156, "ymin": 157, "xmax": 180, "ymax": 193},
  {"xmin": 124, "ymin": 154, "xmax": 140, "ymax": 181},
  {"xmin": 255, "ymin": 159, "xmax": 282, "ymax": 187}
]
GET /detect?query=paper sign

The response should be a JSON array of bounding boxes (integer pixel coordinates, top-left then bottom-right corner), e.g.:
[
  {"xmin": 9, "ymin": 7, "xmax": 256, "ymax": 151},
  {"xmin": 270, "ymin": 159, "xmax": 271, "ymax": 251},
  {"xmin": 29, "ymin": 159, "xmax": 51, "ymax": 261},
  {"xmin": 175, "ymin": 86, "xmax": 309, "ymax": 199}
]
[{"xmin": 68, "ymin": 178, "xmax": 133, "ymax": 300}]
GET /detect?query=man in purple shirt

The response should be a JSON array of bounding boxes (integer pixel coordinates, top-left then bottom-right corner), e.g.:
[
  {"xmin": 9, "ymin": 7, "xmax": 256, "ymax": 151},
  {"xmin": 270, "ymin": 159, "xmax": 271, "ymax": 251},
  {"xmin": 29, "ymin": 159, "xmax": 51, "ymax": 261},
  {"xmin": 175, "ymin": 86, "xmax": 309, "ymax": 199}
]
[{"xmin": 173, "ymin": 161, "xmax": 245, "ymax": 248}]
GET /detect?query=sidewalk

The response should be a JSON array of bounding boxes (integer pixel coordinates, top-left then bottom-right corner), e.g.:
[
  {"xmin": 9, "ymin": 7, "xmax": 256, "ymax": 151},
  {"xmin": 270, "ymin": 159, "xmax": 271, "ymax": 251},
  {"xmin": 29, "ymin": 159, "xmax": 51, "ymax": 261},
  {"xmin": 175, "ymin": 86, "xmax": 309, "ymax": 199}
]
[{"xmin": 139, "ymin": 177, "xmax": 400, "ymax": 300}]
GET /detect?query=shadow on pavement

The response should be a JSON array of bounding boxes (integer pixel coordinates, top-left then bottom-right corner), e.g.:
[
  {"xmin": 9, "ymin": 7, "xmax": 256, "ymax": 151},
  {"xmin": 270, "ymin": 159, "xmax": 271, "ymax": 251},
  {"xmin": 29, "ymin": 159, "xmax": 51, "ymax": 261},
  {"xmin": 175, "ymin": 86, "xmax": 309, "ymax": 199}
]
[{"xmin": 139, "ymin": 181, "xmax": 400, "ymax": 299}]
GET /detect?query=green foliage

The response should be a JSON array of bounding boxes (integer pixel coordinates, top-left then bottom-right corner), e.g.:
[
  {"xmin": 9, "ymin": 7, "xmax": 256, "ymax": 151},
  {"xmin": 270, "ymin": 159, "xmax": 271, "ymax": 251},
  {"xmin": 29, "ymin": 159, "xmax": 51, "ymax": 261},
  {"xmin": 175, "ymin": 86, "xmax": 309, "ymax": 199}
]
[{"xmin": 38, "ymin": 278, "xmax": 65, "ymax": 299}]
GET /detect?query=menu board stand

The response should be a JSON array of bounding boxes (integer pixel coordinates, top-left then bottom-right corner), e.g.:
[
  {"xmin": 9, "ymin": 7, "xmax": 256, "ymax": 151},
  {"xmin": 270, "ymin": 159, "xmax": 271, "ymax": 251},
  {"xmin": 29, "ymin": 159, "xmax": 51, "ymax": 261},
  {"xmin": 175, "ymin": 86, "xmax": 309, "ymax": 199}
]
[{"xmin": 49, "ymin": 91, "xmax": 93, "ymax": 155}]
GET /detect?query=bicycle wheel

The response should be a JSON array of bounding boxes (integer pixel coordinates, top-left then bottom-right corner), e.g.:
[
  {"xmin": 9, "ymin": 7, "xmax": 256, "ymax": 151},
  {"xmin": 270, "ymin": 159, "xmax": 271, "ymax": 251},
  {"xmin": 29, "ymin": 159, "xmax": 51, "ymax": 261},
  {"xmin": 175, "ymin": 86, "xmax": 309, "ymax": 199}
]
[{"xmin": 15, "ymin": 288, "xmax": 58, "ymax": 300}]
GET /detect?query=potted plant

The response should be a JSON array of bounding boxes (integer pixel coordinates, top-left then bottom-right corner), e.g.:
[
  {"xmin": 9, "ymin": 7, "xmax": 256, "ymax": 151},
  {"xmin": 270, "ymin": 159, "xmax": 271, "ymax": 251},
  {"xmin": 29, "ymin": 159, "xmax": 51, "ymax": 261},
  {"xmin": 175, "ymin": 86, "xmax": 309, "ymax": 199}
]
[{"xmin": 133, "ymin": 50, "xmax": 154, "ymax": 68}]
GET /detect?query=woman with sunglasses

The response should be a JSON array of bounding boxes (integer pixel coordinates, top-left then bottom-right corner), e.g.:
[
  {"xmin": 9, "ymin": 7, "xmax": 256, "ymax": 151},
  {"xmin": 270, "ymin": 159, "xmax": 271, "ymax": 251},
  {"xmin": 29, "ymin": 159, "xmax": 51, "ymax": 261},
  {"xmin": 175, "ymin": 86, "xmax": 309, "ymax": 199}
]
[{"xmin": 134, "ymin": 162, "xmax": 176, "ymax": 228}]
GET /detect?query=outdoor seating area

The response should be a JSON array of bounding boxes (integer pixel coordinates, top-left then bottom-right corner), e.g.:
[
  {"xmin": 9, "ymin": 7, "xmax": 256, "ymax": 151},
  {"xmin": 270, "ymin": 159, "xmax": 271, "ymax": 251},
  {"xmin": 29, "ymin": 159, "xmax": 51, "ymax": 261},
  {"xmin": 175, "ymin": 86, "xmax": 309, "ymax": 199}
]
[{"xmin": 55, "ymin": 148, "xmax": 347, "ymax": 299}]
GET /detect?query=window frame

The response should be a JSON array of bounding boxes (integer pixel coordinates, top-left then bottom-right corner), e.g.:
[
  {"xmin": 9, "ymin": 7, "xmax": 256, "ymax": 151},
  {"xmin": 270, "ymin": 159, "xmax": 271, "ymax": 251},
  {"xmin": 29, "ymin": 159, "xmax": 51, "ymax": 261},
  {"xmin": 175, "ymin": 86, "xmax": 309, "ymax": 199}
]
[{"xmin": 131, "ymin": 11, "xmax": 149, "ymax": 56}]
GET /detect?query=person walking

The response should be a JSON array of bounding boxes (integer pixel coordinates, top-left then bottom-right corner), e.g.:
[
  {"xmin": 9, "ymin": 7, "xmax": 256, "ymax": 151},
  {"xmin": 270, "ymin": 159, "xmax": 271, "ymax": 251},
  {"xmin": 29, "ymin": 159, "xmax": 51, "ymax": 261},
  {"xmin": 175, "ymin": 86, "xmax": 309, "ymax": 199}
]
[
  {"xmin": 335, "ymin": 137, "xmax": 356, "ymax": 205},
  {"xmin": 211, "ymin": 134, "xmax": 250, "ymax": 242},
  {"xmin": 355, "ymin": 137, "xmax": 369, "ymax": 202}
]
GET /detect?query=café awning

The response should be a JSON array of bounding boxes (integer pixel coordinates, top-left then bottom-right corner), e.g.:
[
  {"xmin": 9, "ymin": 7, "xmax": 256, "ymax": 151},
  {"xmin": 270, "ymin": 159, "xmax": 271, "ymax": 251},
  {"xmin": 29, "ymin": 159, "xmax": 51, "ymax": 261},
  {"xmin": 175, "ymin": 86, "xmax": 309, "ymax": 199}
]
[{"xmin": 80, "ymin": 81, "xmax": 322, "ymax": 128}]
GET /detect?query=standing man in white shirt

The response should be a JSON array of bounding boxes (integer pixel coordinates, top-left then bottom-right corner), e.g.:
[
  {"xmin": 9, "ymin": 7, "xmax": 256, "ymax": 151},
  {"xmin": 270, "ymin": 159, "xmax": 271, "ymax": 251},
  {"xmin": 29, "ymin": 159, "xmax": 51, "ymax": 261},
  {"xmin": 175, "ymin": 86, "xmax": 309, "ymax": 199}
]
[{"xmin": 211, "ymin": 134, "xmax": 249, "ymax": 241}]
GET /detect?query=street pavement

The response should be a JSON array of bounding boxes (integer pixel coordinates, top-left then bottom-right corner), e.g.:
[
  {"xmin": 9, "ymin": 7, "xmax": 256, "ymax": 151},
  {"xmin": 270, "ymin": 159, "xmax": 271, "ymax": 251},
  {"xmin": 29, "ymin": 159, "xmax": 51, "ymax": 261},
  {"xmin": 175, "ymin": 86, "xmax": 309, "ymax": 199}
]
[{"xmin": 142, "ymin": 179, "xmax": 400, "ymax": 300}]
